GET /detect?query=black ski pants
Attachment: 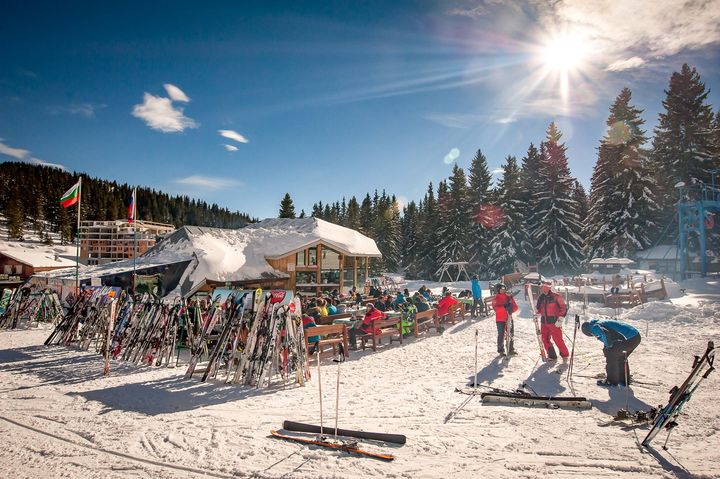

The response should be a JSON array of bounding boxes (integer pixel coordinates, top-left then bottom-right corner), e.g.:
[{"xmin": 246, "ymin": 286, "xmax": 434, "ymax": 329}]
[
  {"xmin": 603, "ymin": 334, "xmax": 641, "ymax": 385},
  {"xmin": 471, "ymin": 298, "xmax": 485, "ymax": 317},
  {"xmin": 496, "ymin": 320, "xmax": 514, "ymax": 354}
]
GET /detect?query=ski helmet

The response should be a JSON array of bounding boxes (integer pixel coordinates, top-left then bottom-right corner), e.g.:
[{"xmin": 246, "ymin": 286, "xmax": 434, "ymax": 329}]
[
  {"xmin": 581, "ymin": 321, "xmax": 593, "ymax": 336},
  {"xmin": 494, "ymin": 283, "xmax": 506, "ymax": 293}
]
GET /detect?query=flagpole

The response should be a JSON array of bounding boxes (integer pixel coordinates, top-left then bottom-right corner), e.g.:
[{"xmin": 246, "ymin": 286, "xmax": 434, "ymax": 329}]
[
  {"xmin": 133, "ymin": 187, "xmax": 137, "ymax": 295},
  {"xmin": 75, "ymin": 177, "xmax": 82, "ymax": 295}
]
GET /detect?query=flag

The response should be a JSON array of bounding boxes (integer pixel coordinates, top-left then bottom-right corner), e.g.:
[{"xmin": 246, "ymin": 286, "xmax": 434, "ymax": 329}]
[
  {"xmin": 60, "ymin": 181, "xmax": 80, "ymax": 208},
  {"xmin": 128, "ymin": 188, "xmax": 136, "ymax": 223}
]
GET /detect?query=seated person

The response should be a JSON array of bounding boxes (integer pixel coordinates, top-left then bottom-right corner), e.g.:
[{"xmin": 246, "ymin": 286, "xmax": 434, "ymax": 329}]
[
  {"xmin": 354, "ymin": 292, "xmax": 363, "ymax": 306},
  {"xmin": 301, "ymin": 314, "xmax": 320, "ymax": 354},
  {"xmin": 436, "ymin": 291, "xmax": 459, "ymax": 319},
  {"xmin": 393, "ymin": 291, "xmax": 407, "ymax": 309},
  {"xmin": 374, "ymin": 296, "xmax": 387, "ymax": 312},
  {"xmin": 327, "ymin": 300, "xmax": 338, "ymax": 315},
  {"xmin": 317, "ymin": 298, "xmax": 329, "ymax": 316},
  {"xmin": 369, "ymin": 285, "xmax": 382, "ymax": 298},
  {"xmin": 413, "ymin": 293, "xmax": 431, "ymax": 312},
  {"xmin": 335, "ymin": 299, "xmax": 347, "ymax": 314},
  {"xmin": 420, "ymin": 286, "xmax": 433, "ymax": 301},
  {"xmin": 348, "ymin": 304, "xmax": 386, "ymax": 348},
  {"xmin": 384, "ymin": 295, "xmax": 395, "ymax": 311}
]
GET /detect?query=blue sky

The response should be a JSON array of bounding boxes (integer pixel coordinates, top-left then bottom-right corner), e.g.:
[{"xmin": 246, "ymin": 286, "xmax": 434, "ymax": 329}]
[{"xmin": 1, "ymin": 1, "xmax": 719, "ymax": 219}]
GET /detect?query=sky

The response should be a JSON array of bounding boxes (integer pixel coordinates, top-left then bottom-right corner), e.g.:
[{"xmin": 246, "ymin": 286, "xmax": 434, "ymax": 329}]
[{"xmin": 1, "ymin": 0, "xmax": 719, "ymax": 220}]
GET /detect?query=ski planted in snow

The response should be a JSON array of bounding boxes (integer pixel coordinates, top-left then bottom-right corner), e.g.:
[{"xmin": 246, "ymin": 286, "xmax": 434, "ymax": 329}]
[
  {"xmin": 481, "ymin": 391, "xmax": 592, "ymax": 409},
  {"xmin": 269, "ymin": 430, "xmax": 395, "ymax": 461},
  {"xmin": 282, "ymin": 420, "xmax": 406, "ymax": 445},
  {"xmin": 526, "ymin": 285, "xmax": 548, "ymax": 362},
  {"xmin": 642, "ymin": 340, "xmax": 715, "ymax": 448}
]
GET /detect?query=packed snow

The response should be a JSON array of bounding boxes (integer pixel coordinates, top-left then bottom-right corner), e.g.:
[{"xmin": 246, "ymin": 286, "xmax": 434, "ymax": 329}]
[{"xmin": 0, "ymin": 277, "xmax": 718, "ymax": 478}]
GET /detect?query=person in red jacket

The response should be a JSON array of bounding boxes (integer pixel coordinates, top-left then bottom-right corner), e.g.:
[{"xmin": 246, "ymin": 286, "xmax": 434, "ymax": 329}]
[
  {"xmin": 436, "ymin": 291, "xmax": 459, "ymax": 318},
  {"xmin": 535, "ymin": 281, "xmax": 569, "ymax": 361},
  {"xmin": 348, "ymin": 304, "xmax": 386, "ymax": 349},
  {"xmin": 492, "ymin": 283, "xmax": 518, "ymax": 356}
]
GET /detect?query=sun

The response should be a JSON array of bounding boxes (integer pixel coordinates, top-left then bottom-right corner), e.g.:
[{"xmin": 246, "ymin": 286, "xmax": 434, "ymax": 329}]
[{"xmin": 539, "ymin": 34, "xmax": 589, "ymax": 73}]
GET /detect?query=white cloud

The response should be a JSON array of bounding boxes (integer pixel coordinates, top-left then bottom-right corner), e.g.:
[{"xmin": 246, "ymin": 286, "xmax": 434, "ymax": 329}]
[
  {"xmin": 132, "ymin": 93, "xmax": 198, "ymax": 133},
  {"xmin": 491, "ymin": 167, "xmax": 504, "ymax": 176},
  {"xmin": 494, "ymin": 116, "xmax": 517, "ymax": 124},
  {"xmin": 164, "ymin": 83, "xmax": 190, "ymax": 102},
  {"xmin": 0, "ymin": 139, "xmax": 66, "ymax": 170},
  {"xmin": 605, "ymin": 56, "xmax": 646, "ymax": 72},
  {"xmin": 29, "ymin": 157, "xmax": 67, "ymax": 171},
  {"xmin": 0, "ymin": 139, "xmax": 29, "ymax": 159},
  {"xmin": 219, "ymin": 129, "xmax": 249, "ymax": 144},
  {"xmin": 424, "ymin": 113, "xmax": 484, "ymax": 129},
  {"xmin": 175, "ymin": 175, "xmax": 242, "ymax": 189},
  {"xmin": 443, "ymin": 147, "xmax": 460, "ymax": 164},
  {"xmin": 223, "ymin": 144, "xmax": 239, "ymax": 152},
  {"xmin": 538, "ymin": 0, "xmax": 720, "ymax": 68}
]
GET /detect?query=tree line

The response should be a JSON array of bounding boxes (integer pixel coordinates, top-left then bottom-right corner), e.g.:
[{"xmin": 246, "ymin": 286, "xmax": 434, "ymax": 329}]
[
  {"xmin": 282, "ymin": 63, "xmax": 720, "ymax": 279},
  {"xmin": 0, "ymin": 162, "xmax": 255, "ymax": 244}
]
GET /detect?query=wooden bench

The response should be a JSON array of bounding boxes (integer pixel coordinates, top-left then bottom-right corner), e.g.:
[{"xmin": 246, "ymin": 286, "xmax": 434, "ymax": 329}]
[
  {"xmin": 359, "ymin": 318, "xmax": 403, "ymax": 351},
  {"xmin": 304, "ymin": 324, "xmax": 350, "ymax": 358},
  {"xmin": 316, "ymin": 312, "xmax": 353, "ymax": 325},
  {"xmin": 484, "ymin": 297, "xmax": 494, "ymax": 315},
  {"xmin": 413, "ymin": 308, "xmax": 439, "ymax": 336},
  {"xmin": 437, "ymin": 303, "xmax": 463, "ymax": 326}
]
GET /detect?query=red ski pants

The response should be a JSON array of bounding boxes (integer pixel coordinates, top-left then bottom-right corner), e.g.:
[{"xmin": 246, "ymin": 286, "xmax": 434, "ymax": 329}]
[{"xmin": 541, "ymin": 322, "xmax": 569, "ymax": 358}]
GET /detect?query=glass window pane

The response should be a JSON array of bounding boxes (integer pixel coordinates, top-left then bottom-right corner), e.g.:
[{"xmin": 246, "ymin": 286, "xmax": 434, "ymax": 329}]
[
  {"xmin": 296, "ymin": 250, "xmax": 306, "ymax": 266},
  {"xmin": 308, "ymin": 247, "xmax": 317, "ymax": 266}
]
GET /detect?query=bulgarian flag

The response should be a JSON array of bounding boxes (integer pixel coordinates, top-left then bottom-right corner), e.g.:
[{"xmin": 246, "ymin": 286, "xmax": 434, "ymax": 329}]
[{"xmin": 60, "ymin": 181, "xmax": 81, "ymax": 208}]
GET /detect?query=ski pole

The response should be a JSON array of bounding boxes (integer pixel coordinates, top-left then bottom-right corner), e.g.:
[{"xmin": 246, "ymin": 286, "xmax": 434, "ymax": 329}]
[
  {"xmin": 474, "ymin": 329, "xmax": 478, "ymax": 391},
  {"xmin": 623, "ymin": 350, "xmax": 629, "ymax": 411},
  {"xmin": 333, "ymin": 343, "xmax": 345, "ymax": 440},
  {"xmin": 317, "ymin": 349, "xmax": 323, "ymax": 438},
  {"xmin": 566, "ymin": 314, "xmax": 579, "ymax": 382}
]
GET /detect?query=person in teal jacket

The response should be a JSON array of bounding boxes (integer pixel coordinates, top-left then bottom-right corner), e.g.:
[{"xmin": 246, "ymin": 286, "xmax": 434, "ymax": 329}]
[
  {"xmin": 582, "ymin": 319, "xmax": 641, "ymax": 386},
  {"xmin": 470, "ymin": 275, "xmax": 484, "ymax": 317}
]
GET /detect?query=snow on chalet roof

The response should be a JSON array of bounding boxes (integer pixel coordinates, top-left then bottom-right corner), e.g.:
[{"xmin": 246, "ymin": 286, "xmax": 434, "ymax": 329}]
[
  {"xmin": 35, "ymin": 218, "xmax": 381, "ymax": 297},
  {"xmin": 0, "ymin": 244, "xmax": 77, "ymax": 269},
  {"xmin": 588, "ymin": 257, "xmax": 634, "ymax": 265},
  {"xmin": 636, "ymin": 245, "xmax": 679, "ymax": 260}
]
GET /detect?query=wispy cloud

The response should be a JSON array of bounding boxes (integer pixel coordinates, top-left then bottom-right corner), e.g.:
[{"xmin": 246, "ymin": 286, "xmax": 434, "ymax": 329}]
[
  {"xmin": 605, "ymin": 56, "xmax": 645, "ymax": 72},
  {"xmin": 223, "ymin": 144, "xmax": 239, "ymax": 152},
  {"xmin": 424, "ymin": 113, "xmax": 484, "ymax": 129},
  {"xmin": 219, "ymin": 129, "xmax": 249, "ymax": 144},
  {"xmin": 132, "ymin": 91, "xmax": 198, "ymax": 133},
  {"xmin": 443, "ymin": 148, "xmax": 460, "ymax": 164},
  {"xmin": 175, "ymin": 175, "xmax": 242, "ymax": 189},
  {"xmin": 49, "ymin": 103, "xmax": 106, "ymax": 118},
  {"xmin": 164, "ymin": 83, "xmax": 190, "ymax": 102},
  {"xmin": 491, "ymin": 167, "xmax": 504, "ymax": 176},
  {"xmin": 0, "ymin": 139, "xmax": 29, "ymax": 159},
  {"xmin": 0, "ymin": 138, "xmax": 66, "ymax": 170}
]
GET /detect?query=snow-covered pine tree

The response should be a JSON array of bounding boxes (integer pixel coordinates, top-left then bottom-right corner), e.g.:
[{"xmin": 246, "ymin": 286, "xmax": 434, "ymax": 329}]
[
  {"xmin": 436, "ymin": 165, "xmax": 471, "ymax": 274},
  {"xmin": 532, "ymin": 123, "xmax": 585, "ymax": 274},
  {"xmin": 417, "ymin": 182, "xmax": 440, "ymax": 279},
  {"xmin": 278, "ymin": 193, "xmax": 296, "ymax": 218},
  {"xmin": 371, "ymin": 192, "xmax": 401, "ymax": 273},
  {"xmin": 649, "ymin": 64, "xmax": 715, "ymax": 211},
  {"xmin": 400, "ymin": 200, "xmax": 421, "ymax": 278},
  {"xmin": 487, "ymin": 156, "xmax": 527, "ymax": 276},
  {"xmin": 467, "ymin": 149, "xmax": 493, "ymax": 273},
  {"xmin": 585, "ymin": 87, "xmax": 660, "ymax": 258},
  {"xmin": 519, "ymin": 143, "xmax": 542, "ymax": 265}
]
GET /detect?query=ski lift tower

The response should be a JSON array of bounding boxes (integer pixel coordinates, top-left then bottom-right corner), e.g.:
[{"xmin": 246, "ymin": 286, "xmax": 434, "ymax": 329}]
[{"xmin": 676, "ymin": 169, "xmax": 720, "ymax": 278}]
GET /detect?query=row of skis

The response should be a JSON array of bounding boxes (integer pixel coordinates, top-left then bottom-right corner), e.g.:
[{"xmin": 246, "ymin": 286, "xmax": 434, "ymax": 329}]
[
  {"xmin": 43, "ymin": 287, "xmax": 311, "ymax": 386},
  {"xmin": 0, "ymin": 288, "xmax": 63, "ymax": 329}
]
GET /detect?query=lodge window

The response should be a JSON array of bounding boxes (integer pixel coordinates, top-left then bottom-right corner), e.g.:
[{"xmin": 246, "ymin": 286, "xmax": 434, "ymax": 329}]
[
  {"xmin": 14, "ymin": 264, "xmax": 23, "ymax": 274},
  {"xmin": 3, "ymin": 265, "xmax": 12, "ymax": 274}
]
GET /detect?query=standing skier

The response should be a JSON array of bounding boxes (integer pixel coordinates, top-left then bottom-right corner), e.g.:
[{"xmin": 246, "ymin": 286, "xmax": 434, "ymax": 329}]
[
  {"xmin": 536, "ymin": 281, "xmax": 569, "ymax": 361},
  {"xmin": 470, "ymin": 275, "xmax": 484, "ymax": 317},
  {"xmin": 581, "ymin": 319, "xmax": 641, "ymax": 386},
  {"xmin": 492, "ymin": 283, "xmax": 518, "ymax": 356}
]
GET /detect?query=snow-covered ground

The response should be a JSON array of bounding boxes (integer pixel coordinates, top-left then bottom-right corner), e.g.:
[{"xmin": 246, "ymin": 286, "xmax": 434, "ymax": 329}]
[{"xmin": 0, "ymin": 278, "xmax": 718, "ymax": 478}]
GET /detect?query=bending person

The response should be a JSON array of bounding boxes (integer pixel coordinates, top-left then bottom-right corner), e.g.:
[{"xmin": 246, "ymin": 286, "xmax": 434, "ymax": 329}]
[{"xmin": 581, "ymin": 319, "xmax": 641, "ymax": 386}]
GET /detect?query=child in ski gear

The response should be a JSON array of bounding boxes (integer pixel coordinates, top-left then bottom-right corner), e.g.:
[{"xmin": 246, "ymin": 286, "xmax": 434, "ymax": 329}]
[
  {"xmin": 492, "ymin": 283, "xmax": 518, "ymax": 355},
  {"xmin": 581, "ymin": 319, "xmax": 641, "ymax": 386},
  {"xmin": 436, "ymin": 291, "xmax": 459, "ymax": 319},
  {"xmin": 536, "ymin": 281, "xmax": 569, "ymax": 361},
  {"xmin": 301, "ymin": 315, "xmax": 320, "ymax": 354},
  {"xmin": 611, "ymin": 274, "xmax": 622, "ymax": 294},
  {"xmin": 393, "ymin": 291, "xmax": 406, "ymax": 309},
  {"xmin": 413, "ymin": 293, "xmax": 430, "ymax": 312},
  {"xmin": 470, "ymin": 275, "xmax": 484, "ymax": 317},
  {"xmin": 348, "ymin": 304, "xmax": 387, "ymax": 349}
]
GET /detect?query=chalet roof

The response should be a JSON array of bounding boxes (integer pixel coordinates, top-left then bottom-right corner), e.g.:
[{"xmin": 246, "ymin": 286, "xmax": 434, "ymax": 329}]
[
  {"xmin": 636, "ymin": 245, "xmax": 678, "ymax": 260},
  {"xmin": 0, "ymin": 246, "xmax": 78, "ymax": 269}
]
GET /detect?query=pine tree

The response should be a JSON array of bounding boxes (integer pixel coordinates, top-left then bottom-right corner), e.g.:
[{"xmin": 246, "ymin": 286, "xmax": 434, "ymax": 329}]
[
  {"xmin": 299, "ymin": 209, "xmax": 306, "ymax": 218},
  {"xmin": 278, "ymin": 193, "xmax": 296, "ymax": 218},
  {"xmin": 532, "ymin": 123, "xmax": 585, "ymax": 274},
  {"xmin": 467, "ymin": 149, "xmax": 493, "ymax": 272},
  {"xmin": 418, "ymin": 183, "xmax": 440, "ymax": 279},
  {"xmin": 519, "ymin": 143, "xmax": 542, "ymax": 265},
  {"xmin": 487, "ymin": 156, "xmax": 527, "ymax": 276},
  {"xmin": 33, "ymin": 195, "xmax": 46, "ymax": 238},
  {"xmin": 586, "ymin": 88, "xmax": 660, "ymax": 258},
  {"xmin": 346, "ymin": 197, "xmax": 361, "ymax": 231},
  {"xmin": 5, "ymin": 195, "xmax": 24, "ymax": 240},
  {"xmin": 400, "ymin": 200, "xmax": 421, "ymax": 278},
  {"xmin": 359, "ymin": 194, "xmax": 373, "ymax": 236},
  {"xmin": 437, "ymin": 165, "xmax": 471, "ymax": 269},
  {"xmin": 649, "ymin": 64, "xmax": 715, "ymax": 211}
]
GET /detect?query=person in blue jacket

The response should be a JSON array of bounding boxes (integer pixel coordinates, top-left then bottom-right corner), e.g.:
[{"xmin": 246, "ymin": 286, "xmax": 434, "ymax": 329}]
[
  {"xmin": 581, "ymin": 319, "xmax": 641, "ymax": 386},
  {"xmin": 470, "ymin": 275, "xmax": 484, "ymax": 317}
]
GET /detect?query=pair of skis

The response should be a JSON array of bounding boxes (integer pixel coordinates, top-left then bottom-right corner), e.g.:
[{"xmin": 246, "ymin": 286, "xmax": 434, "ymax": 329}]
[{"xmin": 526, "ymin": 285, "xmax": 548, "ymax": 362}]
